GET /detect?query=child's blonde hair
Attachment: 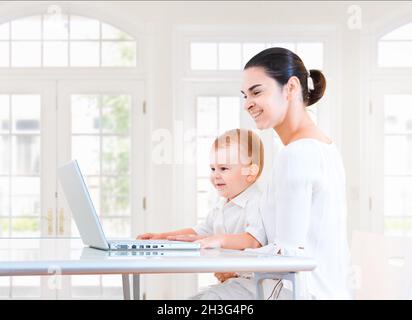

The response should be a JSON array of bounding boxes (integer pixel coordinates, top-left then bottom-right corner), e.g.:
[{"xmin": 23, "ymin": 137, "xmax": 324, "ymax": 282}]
[{"xmin": 212, "ymin": 129, "xmax": 264, "ymax": 179}]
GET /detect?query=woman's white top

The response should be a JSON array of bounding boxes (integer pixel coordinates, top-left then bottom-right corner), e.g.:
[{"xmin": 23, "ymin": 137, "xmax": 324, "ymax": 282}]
[
  {"xmin": 193, "ymin": 184, "xmax": 266, "ymax": 246},
  {"xmin": 259, "ymin": 138, "xmax": 352, "ymax": 299}
]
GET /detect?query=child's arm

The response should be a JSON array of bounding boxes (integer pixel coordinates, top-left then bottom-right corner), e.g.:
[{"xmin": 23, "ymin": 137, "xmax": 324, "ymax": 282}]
[
  {"xmin": 197, "ymin": 232, "xmax": 262, "ymax": 250},
  {"xmin": 137, "ymin": 228, "xmax": 197, "ymax": 240}
]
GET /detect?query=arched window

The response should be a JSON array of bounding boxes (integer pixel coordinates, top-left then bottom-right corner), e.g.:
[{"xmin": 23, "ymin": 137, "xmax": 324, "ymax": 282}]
[
  {"xmin": 378, "ymin": 22, "xmax": 412, "ymax": 67},
  {"xmin": 0, "ymin": 14, "xmax": 136, "ymax": 67},
  {"xmin": 370, "ymin": 21, "xmax": 412, "ymax": 236}
]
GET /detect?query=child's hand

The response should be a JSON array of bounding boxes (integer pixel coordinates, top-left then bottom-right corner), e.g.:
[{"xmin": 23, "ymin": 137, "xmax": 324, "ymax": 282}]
[
  {"xmin": 214, "ymin": 272, "xmax": 238, "ymax": 283},
  {"xmin": 136, "ymin": 233, "xmax": 165, "ymax": 240},
  {"xmin": 167, "ymin": 234, "xmax": 206, "ymax": 242},
  {"xmin": 195, "ymin": 235, "xmax": 225, "ymax": 249}
]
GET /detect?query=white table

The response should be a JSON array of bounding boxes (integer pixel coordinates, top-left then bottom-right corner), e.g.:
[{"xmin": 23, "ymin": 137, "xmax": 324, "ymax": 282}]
[{"xmin": 0, "ymin": 238, "xmax": 316, "ymax": 300}]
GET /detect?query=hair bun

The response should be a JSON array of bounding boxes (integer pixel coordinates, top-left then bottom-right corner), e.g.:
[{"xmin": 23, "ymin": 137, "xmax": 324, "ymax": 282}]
[{"xmin": 307, "ymin": 69, "xmax": 326, "ymax": 106}]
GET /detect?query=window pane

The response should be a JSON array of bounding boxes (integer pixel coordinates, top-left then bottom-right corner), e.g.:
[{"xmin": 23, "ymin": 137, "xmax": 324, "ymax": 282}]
[
  {"xmin": 297, "ymin": 42, "xmax": 323, "ymax": 70},
  {"xmin": 269, "ymin": 42, "xmax": 296, "ymax": 52},
  {"xmin": 72, "ymin": 136, "xmax": 100, "ymax": 175},
  {"xmin": 381, "ymin": 22, "xmax": 412, "ymax": 41},
  {"xmin": 197, "ymin": 137, "xmax": 214, "ymax": 177},
  {"xmin": 71, "ymin": 274, "xmax": 100, "ymax": 287},
  {"xmin": 11, "ymin": 275, "xmax": 40, "ymax": 297},
  {"xmin": 101, "ymin": 177, "xmax": 130, "ymax": 216},
  {"xmin": 101, "ymin": 275, "xmax": 122, "ymax": 298},
  {"xmin": 218, "ymin": 43, "xmax": 241, "ymax": 70},
  {"xmin": 11, "ymin": 16, "xmax": 41, "ymax": 40},
  {"xmin": 101, "ymin": 95, "xmax": 131, "ymax": 134},
  {"xmin": 0, "ymin": 23, "xmax": 9, "ymax": 40},
  {"xmin": 242, "ymin": 43, "xmax": 265, "ymax": 66},
  {"xmin": 43, "ymin": 14, "xmax": 68, "ymax": 40},
  {"xmin": 0, "ymin": 218, "xmax": 9, "ymax": 237},
  {"xmin": 385, "ymin": 177, "xmax": 412, "ymax": 216},
  {"xmin": 218, "ymin": 97, "xmax": 240, "ymax": 133},
  {"xmin": 197, "ymin": 178, "xmax": 212, "ymax": 193},
  {"xmin": 0, "ymin": 95, "xmax": 10, "ymax": 133},
  {"xmin": 71, "ymin": 95, "xmax": 99, "ymax": 134},
  {"xmin": 11, "ymin": 42, "xmax": 41, "ymax": 67},
  {"xmin": 70, "ymin": 16, "xmax": 100, "ymax": 40},
  {"xmin": 378, "ymin": 42, "xmax": 412, "ymax": 67},
  {"xmin": 12, "ymin": 136, "xmax": 40, "ymax": 175},
  {"xmin": 0, "ymin": 136, "xmax": 9, "ymax": 174},
  {"xmin": 100, "ymin": 217, "xmax": 130, "ymax": 238},
  {"xmin": 384, "ymin": 135, "xmax": 412, "ymax": 175},
  {"xmin": 102, "ymin": 23, "xmax": 133, "ymax": 40},
  {"xmin": 70, "ymin": 41, "xmax": 99, "ymax": 67},
  {"xmin": 11, "ymin": 95, "xmax": 40, "ymax": 134},
  {"xmin": 0, "ymin": 42, "xmax": 9, "ymax": 67},
  {"xmin": 102, "ymin": 41, "xmax": 136, "ymax": 67},
  {"xmin": 384, "ymin": 95, "xmax": 412, "ymax": 133},
  {"xmin": 191, "ymin": 43, "xmax": 217, "ymax": 70},
  {"xmin": 102, "ymin": 136, "xmax": 130, "ymax": 175},
  {"xmin": 11, "ymin": 218, "xmax": 40, "ymax": 237},
  {"xmin": 196, "ymin": 192, "xmax": 209, "ymax": 221},
  {"xmin": 384, "ymin": 217, "xmax": 412, "ymax": 237},
  {"xmin": 0, "ymin": 177, "xmax": 9, "ymax": 217},
  {"xmin": 197, "ymin": 97, "xmax": 217, "ymax": 136},
  {"xmin": 11, "ymin": 177, "xmax": 40, "ymax": 216},
  {"xmin": 43, "ymin": 41, "xmax": 68, "ymax": 67}
]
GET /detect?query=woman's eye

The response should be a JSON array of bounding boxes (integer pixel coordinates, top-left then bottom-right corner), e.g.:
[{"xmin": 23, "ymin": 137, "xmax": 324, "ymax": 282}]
[
  {"xmin": 253, "ymin": 91, "xmax": 260, "ymax": 96},
  {"xmin": 210, "ymin": 167, "xmax": 215, "ymax": 171},
  {"xmin": 221, "ymin": 167, "xmax": 228, "ymax": 171}
]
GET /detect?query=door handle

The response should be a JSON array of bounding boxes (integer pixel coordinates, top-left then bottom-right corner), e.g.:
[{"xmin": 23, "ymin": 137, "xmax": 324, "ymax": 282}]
[
  {"xmin": 46, "ymin": 208, "xmax": 53, "ymax": 235},
  {"xmin": 58, "ymin": 208, "xmax": 65, "ymax": 235}
]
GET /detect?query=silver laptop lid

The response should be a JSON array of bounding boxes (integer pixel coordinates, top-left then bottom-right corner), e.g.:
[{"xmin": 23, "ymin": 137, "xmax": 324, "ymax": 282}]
[{"xmin": 58, "ymin": 160, "xmax": 110, "ymax": 250}]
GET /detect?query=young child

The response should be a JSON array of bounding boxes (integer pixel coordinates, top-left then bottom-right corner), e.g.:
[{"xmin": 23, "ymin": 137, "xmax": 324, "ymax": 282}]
[{"xmin": 137, "ymin": 128, "xmax": 266, "ymax": 253}]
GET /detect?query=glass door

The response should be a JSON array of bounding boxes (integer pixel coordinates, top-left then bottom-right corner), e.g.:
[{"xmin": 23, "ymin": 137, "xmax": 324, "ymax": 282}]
[
  {"xmin": 56, "ymin": 80, "xmax": 145, "ymax": 299},
  {"xmin": 0, "ymin": 80, "xmax": 57, "ymax": 299},
  {"xmin": 370, "ymin": 80, "xmax": 412, "ymax": 236}
]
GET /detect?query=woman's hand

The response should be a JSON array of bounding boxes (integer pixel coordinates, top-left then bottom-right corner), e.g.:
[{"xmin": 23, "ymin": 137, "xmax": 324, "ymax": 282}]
[
  {"xmin": 214, "ymin": 272, "xmax": 238, "ymax": 283},
  {"xmin": 136, "ymin": 233, "xmax": 166, "ymax": 240}
]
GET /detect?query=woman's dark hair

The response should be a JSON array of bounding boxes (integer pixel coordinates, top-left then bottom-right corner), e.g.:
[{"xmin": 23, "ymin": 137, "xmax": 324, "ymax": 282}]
[{"xmin": 244, "ymin": 47, "xmax": 326, "ymax": 106}]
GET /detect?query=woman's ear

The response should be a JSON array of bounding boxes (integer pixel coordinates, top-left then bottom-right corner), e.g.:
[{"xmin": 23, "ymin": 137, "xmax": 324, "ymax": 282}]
[{"xmin": 286, "ymin": 76, "xmax": 300, "ymax": 100}]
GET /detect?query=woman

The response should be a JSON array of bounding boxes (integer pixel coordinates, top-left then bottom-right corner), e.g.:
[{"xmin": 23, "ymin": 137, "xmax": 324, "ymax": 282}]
[
  {"xmin": 192, "ymin": 47, "xmax": 351, "ymax": 300},
  {"xmin": 239, "ymin": 47, "xmax": 352, "ymax": 299}
]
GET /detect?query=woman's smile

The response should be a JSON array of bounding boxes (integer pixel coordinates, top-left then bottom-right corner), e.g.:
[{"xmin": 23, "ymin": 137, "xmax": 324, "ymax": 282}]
[{"xmin": 248, "ymin": 106, "xmax": 263, "ymax": 120}]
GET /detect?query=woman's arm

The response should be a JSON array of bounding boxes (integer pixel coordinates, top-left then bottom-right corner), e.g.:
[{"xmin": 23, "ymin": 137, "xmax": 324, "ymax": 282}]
[
  {"xmin": 197, "ymin": 232, "xmax": 262, "ymax": 250},
  {"xmin": 137, "ymin": 228, "xmax": 197, "ymax": 239}
]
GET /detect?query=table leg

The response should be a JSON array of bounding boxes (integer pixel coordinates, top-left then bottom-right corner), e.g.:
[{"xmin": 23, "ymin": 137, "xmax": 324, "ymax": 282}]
[
  {"xmin": 253, "ymin": 272, "xmax": 300, "ymax": 300},
  {"xmin": 122, "ymin": 274, "xmax": 131, "ymax": 300},
  {"xmin": 132, "ymin": 274, "xmax": 140, "ymax": 300},
  {"xmin": 291, "ymin": 273, "xmax": 299, "ymax": 300},
  {"xmin": 255, "ymin": 276, "xmax": 265, "ymax": 300}
]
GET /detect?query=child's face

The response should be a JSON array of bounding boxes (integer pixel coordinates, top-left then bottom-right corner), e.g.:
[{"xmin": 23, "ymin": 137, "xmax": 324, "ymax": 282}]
[{"xmin": 209, "ymin": 143, "xmax": 255, "ymax": 201}]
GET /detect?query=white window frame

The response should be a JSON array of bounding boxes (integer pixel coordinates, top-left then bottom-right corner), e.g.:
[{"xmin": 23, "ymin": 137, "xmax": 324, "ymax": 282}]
[
  {"xmin": 0, "ymin": 4, "xmax": 151, "ymax": 299},
  {"xmin": 360, "ymin": 13, "xmax": 412, "ymax": 234},
  {"xmin": 171, "ymin": 24, "xmax": 340, "ymax": 298}
]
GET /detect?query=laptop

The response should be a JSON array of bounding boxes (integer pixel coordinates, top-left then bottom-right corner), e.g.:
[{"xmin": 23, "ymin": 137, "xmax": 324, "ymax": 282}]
[{"xmin": 58, "ymin": 160, "xmax": 200, "ymax": 251}]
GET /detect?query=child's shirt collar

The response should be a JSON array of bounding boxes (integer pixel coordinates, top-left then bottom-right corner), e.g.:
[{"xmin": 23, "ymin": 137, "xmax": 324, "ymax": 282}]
[{"xmin": 215, "ymin": 184, "xmax": 261, "ymax": 210}]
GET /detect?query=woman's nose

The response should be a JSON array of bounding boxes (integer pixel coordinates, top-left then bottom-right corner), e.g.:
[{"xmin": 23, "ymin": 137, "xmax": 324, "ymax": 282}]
[{"xmin": 243, "ymin": 98, "xmax": 254, "ymax": 111}]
